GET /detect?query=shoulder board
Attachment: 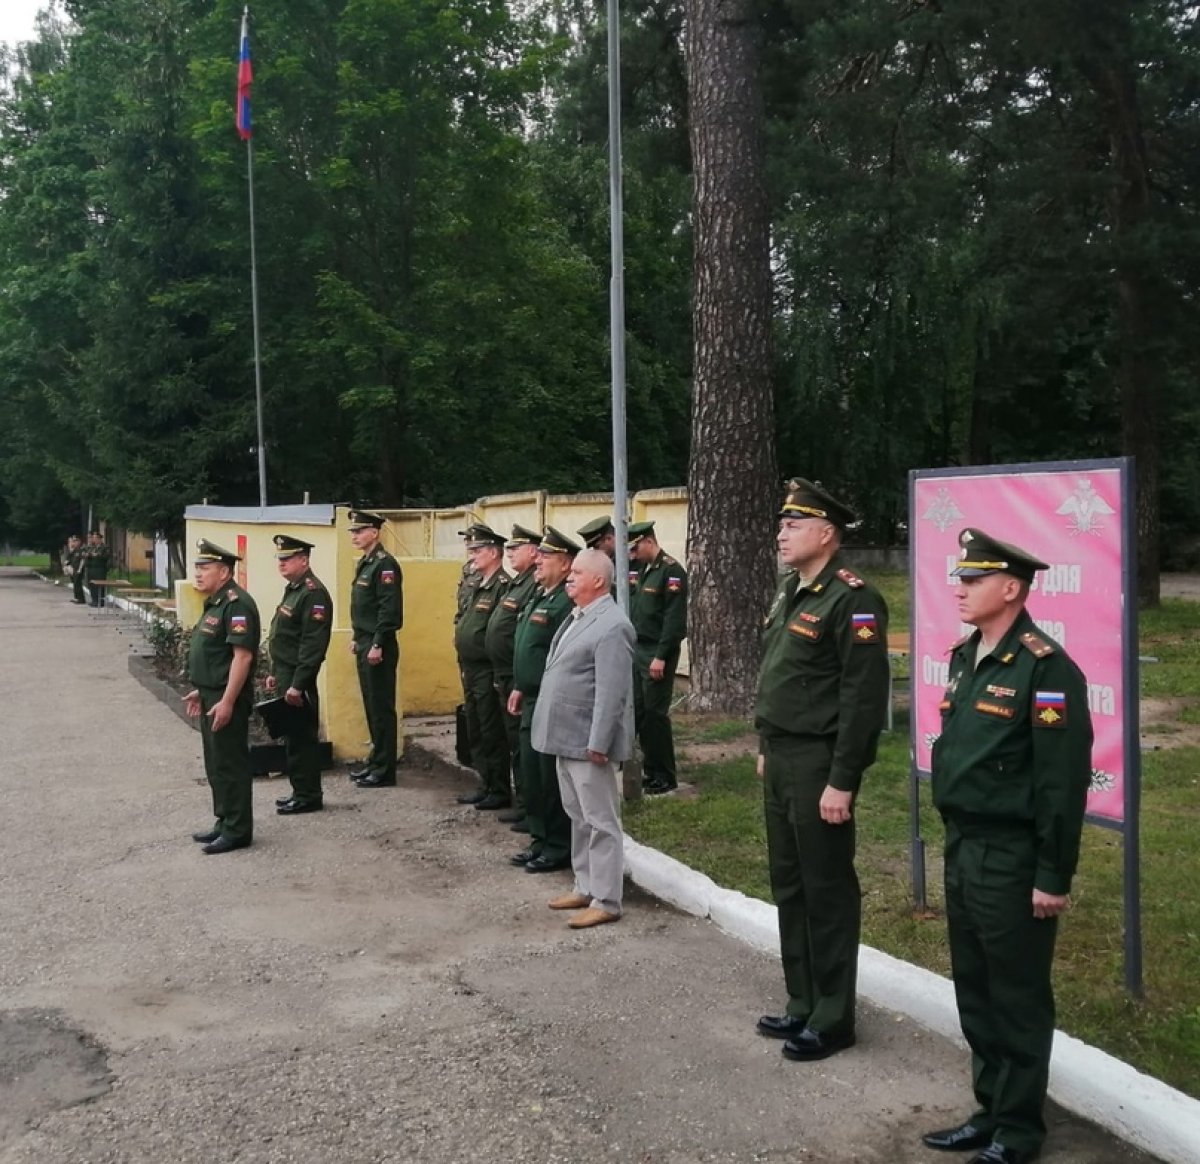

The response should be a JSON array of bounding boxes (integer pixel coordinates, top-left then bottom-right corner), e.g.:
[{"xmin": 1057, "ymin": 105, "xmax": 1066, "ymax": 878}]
[
  {"xmin": 1020, "ymin": 631, "xmax": 1055, "ymax": 658},
  {"xmin": 305, "ymin": 577, "xmax": 317, "ymax": 590},
  {"xmin": 663, "ymin": 555, "xmax": 677, "ymax": 566},
  {"xmin": 947, "ymin": 633, "xmax": 971, "ymax": 654},
  {"xmin": 226, "ymin": 588, "xmax": 239, "ymax": 600},
  {"xmin": 836, "ymin": 567, "xmax": 864, "ymax": 589}
]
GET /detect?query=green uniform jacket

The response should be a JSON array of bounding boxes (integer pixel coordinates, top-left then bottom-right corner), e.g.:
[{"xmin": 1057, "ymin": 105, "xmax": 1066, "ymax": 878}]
[
  {"xmin": 629, "ymin": 550, "xmax": 688, "ymax": 658},
  {"xmin": 755, "ymin": 555, "xmax": 890, "ymax": 793},
  {"xmin": 188, "ymin": 582, "xmax": 261, "ymax": 691},
  {"xmin": 931, "ymin": 609, "xmax": 1093, "ymax": 896},
  {"xmin": 83, "ymin": 544, "xmax": 110, "ymax": 579},
  {"xmin": 511, "ymin": 582, "xmax": 573, "ymax": 699},
  {"xmin": 350, "ymin": 546, "xmax": 403, "ymax": 644},
  {"xmin": 269, "ymin": 569, "xmax": 332, "ymax": 690},
  {"xmin": 484, "ymin": 567, "xmax": 540, "ymax": 679},
  {"xmin": 454, "ymin": 570, "xmax": 509, "ymax": 665}
]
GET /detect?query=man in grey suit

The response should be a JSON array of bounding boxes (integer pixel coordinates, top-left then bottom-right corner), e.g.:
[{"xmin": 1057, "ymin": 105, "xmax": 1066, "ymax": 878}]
[{"xmin": 531, "ymin": 548, "xmax": 636, "ymax": 929}]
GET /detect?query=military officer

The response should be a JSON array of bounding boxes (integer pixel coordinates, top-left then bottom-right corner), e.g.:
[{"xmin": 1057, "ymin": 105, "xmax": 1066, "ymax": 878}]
[
  {"xmin": 576, "ymin": 516, "xmax": 616, "ymax": 559},
  {"xmin": 65, "ymin": 535, "xmax": 87, "ymax": 604},
  {"xmin": 183, "ymin": 540, "xmax": 261, "ymax": 854},
  {"xmin": 921, "ymin": 529, "xmax": 1092, "ymax": 1164},
  {"xmin": 265, "ymin": 535, "xmax": 333, "ymax": 815},
  {"xmin": 487, "ymin": 525, "xmax": 543, "ymax": 826},
  {"xmin": 754, "ymin": 478, "xmax": 890, "ymax": 1061},
  {"xmin": 83, "ymin": 530, "xmax": 110, "ymax": 607},
  {"xmin": 347, "ymin": 510, "xmax": 403, "ymax": 788},
  {"xmin": 453, "ymin": 524, "xmax": 512, "ymax": 810},
  {"xmin": 627, "ymin": 521, "xmax": 688, "ymax": 794},
  {"xmin": 506, "ymin": 526, "xmax": 579, "ymax": 872}
]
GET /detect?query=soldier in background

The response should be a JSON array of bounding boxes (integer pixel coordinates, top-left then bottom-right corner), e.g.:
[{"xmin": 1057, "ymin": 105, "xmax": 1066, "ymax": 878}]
[
  {"xmin": 265, "ymin": 535, "xmax": 333, "ymax": 815},
  {"xmin": 453, "ymin": 524, "xmax": 512, "ymax": 810},
  {"xmin": 347, "ymin": 511, "xmax": 403, "ymax": 789},
  {"xmin": 627, "ymin": 521, "xmax": 688, "ymax": 795},
  {"xmin": 183, "ymin": 540, "xmax": 261, "ymax": 854},
  {"xmin": 576, "ymin": 516, "xmax": 616, "ymax": 560},
  {"xmin": 64, "ymin": 535, "xmax": 86, "ymax": 604},
  {"xmin": 83, "ymin": 530, "xmax": 110, "ymax": 607}
]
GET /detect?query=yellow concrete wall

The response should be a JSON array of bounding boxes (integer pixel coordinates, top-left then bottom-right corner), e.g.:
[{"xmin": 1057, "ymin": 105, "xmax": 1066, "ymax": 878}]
[
  {"xmin": 399, "ymin": 559, "xmax": 466, "ymax": 714},
  {"xmin": 546, "ymin": 492, "xmax": 615, "ymax": 546}
]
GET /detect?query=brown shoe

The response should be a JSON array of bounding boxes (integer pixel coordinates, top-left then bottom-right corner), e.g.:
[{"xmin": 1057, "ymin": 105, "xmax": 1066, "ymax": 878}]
[
  {"xmin": 567, "ymin": 907, "xmax": 620, "ymax": 929},
  {"xmin": 547, "ymin": 893, "xmax": 590, "ymax": 911}
]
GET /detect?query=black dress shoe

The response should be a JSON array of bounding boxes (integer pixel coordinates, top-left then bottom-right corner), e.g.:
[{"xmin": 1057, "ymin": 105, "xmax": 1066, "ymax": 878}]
[
  {"xmin": 278, "ymin": 800, "xmax": 323, "ymax": 815},
  {"xmin": 644, "ymin": 779, "xmax": 678, "ymax": 796},
  {"xmin": 275, "ymin": 795, "xmax": 295, "ymax": 808},
  {"xmin": 967, "ymin": 1145, "xmax": 1036, "ymax": 1164},
  {"xmin": 524, "ymin": 854, "xmax": 571, "ymax": 873},
  {"xmin": 780, "ymin": 1026, "xmax": 856, "ymax": 1061},
  {"xmin": 474, "ymin": 793, "xmax": 511, "ymax": 810},
  {"xmin": 509, "ymin": 820, "xmax": 531, "ymax": 833},
  {"xmin": 201, "ymin": 835, "xmax": 250, "ymax": 855},
  {"xmin": 348, "ymin": 766, "xmax": 371, "ymax": 781},
  {"xmin": 191, "ymin": 828, "xmax": 221, "ymax": 844},
  {"xmin": 756, "ymin": 1013, "xmax": 809, "ymax": 1040},
  {"xmin": 355, "ymin": 773, "xmax": 396, "ymax": 788},
  {"xmin": 510, "ymin": 848, "xmax": 537, "ymax": 866},
  {"xmin": 922, "ymin": 1123, "xmax": 993, "ymax": 1153},
  {"xmin": 456, "ymin": 790, "xmax": 487, "ymax": 805},
  {"xmin": 496, "ymin": 809, "xmax": 525, "ymax": 823}
]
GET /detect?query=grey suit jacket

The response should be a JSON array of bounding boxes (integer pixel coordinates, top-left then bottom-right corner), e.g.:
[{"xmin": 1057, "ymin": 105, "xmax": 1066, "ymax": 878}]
[{"xmin": 531, "ymin": 594, "xmax": 636, "ymax": 762}]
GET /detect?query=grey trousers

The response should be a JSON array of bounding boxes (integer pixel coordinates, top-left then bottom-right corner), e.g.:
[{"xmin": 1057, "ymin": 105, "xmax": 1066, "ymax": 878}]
[{"xmin": 556, "ymin": 755, "xmax": 624, "ymax": 915}]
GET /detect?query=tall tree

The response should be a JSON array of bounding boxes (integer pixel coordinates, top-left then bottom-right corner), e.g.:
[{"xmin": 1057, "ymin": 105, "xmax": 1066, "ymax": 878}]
[{"xmin": 684, "ymin": 0, "xmax": 779, "ymax": 713}]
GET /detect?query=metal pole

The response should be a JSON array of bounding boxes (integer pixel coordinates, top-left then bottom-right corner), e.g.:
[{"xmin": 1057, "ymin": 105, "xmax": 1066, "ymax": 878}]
[
  {"xmin": 1121, "ymin": 456, "xmax": 1143, "ymax": 996},
  {"xmin": 247, "ymin": 134, "xmax": 268, "ymax": 507},
  {"xmin": 607, "ymin": 0, "xmax": 629, "ymax": 607}
]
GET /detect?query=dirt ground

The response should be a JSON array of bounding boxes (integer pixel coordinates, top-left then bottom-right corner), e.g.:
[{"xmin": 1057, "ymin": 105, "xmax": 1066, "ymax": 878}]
[{"xmin": 0, "ymin": 570, "xmax": 1163, "ymax": 1163}]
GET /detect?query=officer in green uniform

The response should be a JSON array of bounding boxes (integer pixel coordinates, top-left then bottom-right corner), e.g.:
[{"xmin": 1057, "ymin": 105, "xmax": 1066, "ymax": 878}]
[
  {"xmin": 84, "ymin": 531, "xmax": 110, "ymax": 607},
  {"xmin": 65, "ymin": 535, "xmax": 87, "ymax": 604},
  {"xmin": 576, "ymin": 516, "xmax": 616, "ymax": 559},
  {"xmin": 184, "ymin": 540, "xmax": 261, "ymax": 854},
  {"xmin": 265, "ymin": 535, "xmax": 333, "ymax": 815},
  {"xmin": 486, "ymin": 525, "xmax": 543, "ymax": 825},
  {"xmin": 454, "ymin": 524, "xmax": 512, "ymax": 810},
  {"xmin": 921, "ymin": 528, "xmax": 1093, "ymax": 1164},
  {"xmin": 347, "ymin": 510, "xmax": 403, "ymax": 788},
  {"xmin": 627, "ymin": 521, "xmax": 687, "ymax": 794},
  {"xmin": 754, "ymin": 478, "xmax": 890, "ymax": 1061},
  {"xmin": 505, "ymin": 526, "xmax": 579, "ymax": 872}
]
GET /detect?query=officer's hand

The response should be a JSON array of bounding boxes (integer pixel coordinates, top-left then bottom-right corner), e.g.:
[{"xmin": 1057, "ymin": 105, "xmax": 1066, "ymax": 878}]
[
  {"xmin": 649, "ymin": 658, "xmax": 666, "ymax": 681},
  {"xmin": 264, "ymin": 674, "xmax": 277, "ymax": 693},
  {"xmin": 285, "ymin": 687, "xmax": 304, "ymax": 707},
  {"xmin": 1032, "ymin": 889, "xmax": 1071, "ymax": 919},
  {"xmin": 207, "ymin": 700, "xmax": 233, "ymax": 732},
  {"xmin": 367, "ymin": 645, "xmax": 383, "ymax": 666},
  {"xmin": 507, "ymin": 690, "xmax": 523, "ymax": 716},
  {"xmin": 586, "ymin": 749, "xmax": 608, "ymax": 765},
  {"xmin": 819, "ymin": 786, "xmax": 853, "ymax": 825},
  {"xmin": 183, "ymin": 689, "xmax": 201, "ymax": 718},
  {"xmin": 756, "ymin": 753, "xmax": 765, "ymax": 779}
]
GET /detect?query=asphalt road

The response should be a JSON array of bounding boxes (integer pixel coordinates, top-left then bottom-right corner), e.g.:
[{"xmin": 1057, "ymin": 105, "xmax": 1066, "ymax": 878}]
[{"xmin": 0, "ymin": 571, "xmax": 1158, "ymax": 1164}]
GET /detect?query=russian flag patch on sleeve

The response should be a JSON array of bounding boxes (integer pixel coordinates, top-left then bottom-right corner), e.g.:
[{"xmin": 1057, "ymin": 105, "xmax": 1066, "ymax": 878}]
[
  {"xmin": 1034, "ymin": 691, "xmax": 1066, "ymax": 727},
  {"xmin": 851, "ymin": 612, "xmax": 878, "ymax": 643}
]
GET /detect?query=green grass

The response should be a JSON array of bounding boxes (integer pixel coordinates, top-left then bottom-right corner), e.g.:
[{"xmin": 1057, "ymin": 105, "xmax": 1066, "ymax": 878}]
[
  {"xmin": 0, "ymin": 552, "xmax": 49, "ymax": 567},
  {"xmin": 627, "ymin": 598, "xmax": 1200, "ymax": 1098}
]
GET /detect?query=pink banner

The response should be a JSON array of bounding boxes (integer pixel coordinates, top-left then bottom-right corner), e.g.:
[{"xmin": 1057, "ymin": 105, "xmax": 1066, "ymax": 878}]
[{"xmin": 911, "ymin": 463, "xmax": 1130, "ymax": 824}]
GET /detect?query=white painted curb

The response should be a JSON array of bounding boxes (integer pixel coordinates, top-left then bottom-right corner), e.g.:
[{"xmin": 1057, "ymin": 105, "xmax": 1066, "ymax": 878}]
[{"xmin": 623, "ymin": 835, "xmax": 1200, "ymax": 1164}]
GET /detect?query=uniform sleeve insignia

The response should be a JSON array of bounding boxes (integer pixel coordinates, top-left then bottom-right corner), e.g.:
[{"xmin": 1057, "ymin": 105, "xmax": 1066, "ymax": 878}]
[
  {"xmin": 381, "ymin": 569, "xmax": 396, "ymax": 585},
  {"xmin": 628, "ymin": 570, "xmax": 639, "ymax": 585},
  {"xmin": 666, "ymin": 576, "xmax": 683, "ymax": 592},
  {"xmin": 836, "ymin": 567, "xmax": 865, "ymax": 589},
  {"xmin": 230, "ymin": 614, "xmax": 248, "ymax": 634},
  {"xmin": 974, "ymin": 699, "xmax": 1016, "ymax": 719},
  {"xmin": 311, "ymin": 604, "xmax": 327, "ymax": 621},
  {"xmin": 1034, "ymin": 691, "xmax": 1067, "ymax": 727},
  {"xmin": 1020, "ymin": 631, "xmax": 1055, "ymax": 658},
  {"xmin": 787, "ymin": 620, "xmax": 819, "ymax": 640},
  {"xmin": 851, "ymin": 612, "xmax": 879, "ymax": 642}
]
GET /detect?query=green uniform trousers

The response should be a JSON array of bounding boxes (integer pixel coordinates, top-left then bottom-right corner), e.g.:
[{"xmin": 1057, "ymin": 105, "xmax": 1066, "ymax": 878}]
[
  {"xmin": 355, "ymin": 634, "xmax": 397, "ymax": 780},
  {"xmin": 944, "ymin": 819, "xmax": 1058, "ymax": 1156},
  {"xmin": 71, "ymin": 571, "xmax": 86, "ymax": 603},
  {"xmin": 285, "ymin": 685, "xmax": 323, "ymax": 806},
  {"xmin": 494, "ymin": 674, "xmax": 522, "ymax": 805},
  {"xmin": 762, "ymin": 733, "xmax": 859, "ymax": 1036},
  {"xmin": 199, "ymin": 687, "xmax": 254, "ymax": 844},
  {"xmin": 633, "ymin": 644, "xmax": 678, "ymax": 785},
  {"xmin": 519, "ymin": 701, "xmax": 570, "ymax": 862},
  {"xmin": 460, "ymin": 662, "xmax": 509, "ymax": 797}
]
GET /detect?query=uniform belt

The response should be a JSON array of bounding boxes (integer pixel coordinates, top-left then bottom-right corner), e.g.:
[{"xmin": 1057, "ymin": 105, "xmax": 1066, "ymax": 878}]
[{"xmin": 944, "ymin": 812, "xmax": 1034, "ymax": 838}]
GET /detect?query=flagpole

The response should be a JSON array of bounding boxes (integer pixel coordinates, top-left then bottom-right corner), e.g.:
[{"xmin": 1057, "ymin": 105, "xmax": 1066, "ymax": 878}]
[{"xmin": 247, "ymin": 133, "xmax": 267, "ymax": 507}]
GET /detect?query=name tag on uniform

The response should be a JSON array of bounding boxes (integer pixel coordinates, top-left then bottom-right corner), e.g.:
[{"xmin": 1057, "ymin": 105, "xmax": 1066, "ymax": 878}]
[
  {"xmin": 974, "ymin": 699, "xmax": 1015, "ymax": 719},
  {"xmin": 475, "ymin": 600, "xmax": 493, "ymax": 612},
  {"xmin": 502, "ymin": 598, "xmax": 519, "ymax": 610},
  {"xmin": 787, "ymin": 621, "xmax": 819, "ymax": 640},
  {"xmin": 643, "ymin": 585, "xmax": 659, "ymax": 595},
  {"xmin": 277, "ymin": 605, "xmax": 293, "ymax": 618},
  {"xmin": 531, "ymin": 612, "xmax": 549, "ymax": 625}
]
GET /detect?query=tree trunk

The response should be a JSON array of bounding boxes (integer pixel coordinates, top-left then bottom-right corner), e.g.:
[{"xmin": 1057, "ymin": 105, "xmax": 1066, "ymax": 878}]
[{"xmin": 684, "ymin": 0, "xmax": 778, "ymax": 714}]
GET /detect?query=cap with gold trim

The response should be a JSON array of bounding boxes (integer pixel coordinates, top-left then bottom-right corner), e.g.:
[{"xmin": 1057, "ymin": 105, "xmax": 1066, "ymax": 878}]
[
  {"xmin": 778, "ymin": 477, "xmax": 857, "ymax": 528},
  {"xmin": 460, "ymin": 523, "xmax": 506, "ymax": 549},
  {"xmin": 951, "ymin": 528, "xmax": 1049, "ymax": 584},
  {"xmin": 506, "ymin": 524, "xmax": 543, "ymax": 549},
  {"xmin": 194, "ymin": 539, "xmax": 240, "ymax": 567},
  {"xmin": 577, "ymin": 515, "xmax": 614, "ymax": 548},
  {"xmin": 539, "ymin": 526, "xmax": 581, "ymax": 555},
  {"xmin": 273, "ymin": 534, "xmax": 314, "ymax": 559},
  {"xmin": 627, "ymin": 520, "xmax": 655, "ymax": 544},
  {"xmin": 347, "ymin": 510, "xmax": 385, "ymax": 531}
]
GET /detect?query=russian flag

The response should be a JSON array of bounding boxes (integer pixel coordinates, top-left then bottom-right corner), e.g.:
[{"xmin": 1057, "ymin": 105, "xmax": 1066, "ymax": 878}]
[{"xmin": 235, "ymin": 9, "xmax": 252, "ymax": 140}]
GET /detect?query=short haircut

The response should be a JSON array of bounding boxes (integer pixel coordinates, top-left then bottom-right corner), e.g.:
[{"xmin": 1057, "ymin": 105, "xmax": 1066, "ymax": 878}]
[{"xmin": 575, "ymin": 547, "xmax": 614, "ymax": 588}]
